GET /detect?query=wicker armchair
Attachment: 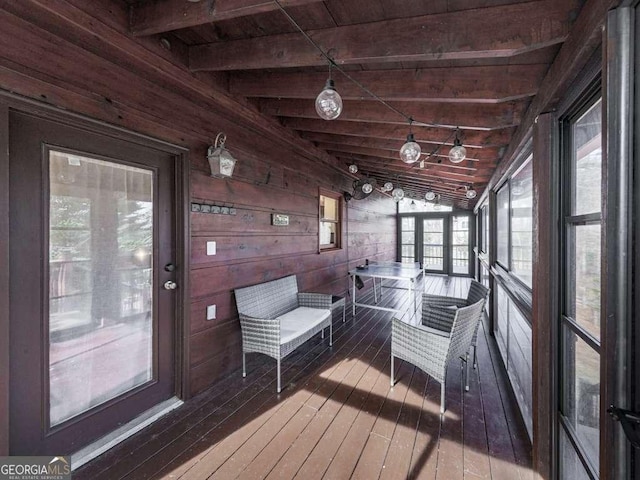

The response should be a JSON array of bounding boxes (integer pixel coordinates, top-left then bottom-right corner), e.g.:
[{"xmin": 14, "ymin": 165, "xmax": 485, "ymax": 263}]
[
  {"xmin": 422, "ymin": 280, "xmax": 490, "ymax": 369},
  {"xmin": 391, "ymin": 298, "xmax": 486, "ymax": 414},
  {"xmin": 234, "ymin": 275, "xmax": 332, "ymax": 393}
]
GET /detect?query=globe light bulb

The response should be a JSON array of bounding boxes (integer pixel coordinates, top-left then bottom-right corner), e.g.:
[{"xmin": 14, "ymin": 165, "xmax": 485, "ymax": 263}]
[
  {"xmin": 465, "ymin": 187, "xmax": 477, "ymax": 199},
  {"xmin": 384, "ymin": 182, "xmax": 393, "ymax": 192},
  {"xmin": 392, "ymin": 187, "xmax": 405, "ymax": 202},
  {"xmin": 348, "ymin": 164, "xmax": 358, "ymax": 174},
  {"xmin": 315, "ymin": 79, "xmax": 343, "ymax": 120},
  {"xmin": 449, "ymin": 137, "xmax": 466, "ymax": 163},
  {"xmin": 400, "ymin": 133, "xmax": 421, "ymax": 164},
  {"xmin": 425, "ymin": 191, "xmax": 436, "ymax": 201},
  {"xmin": 362, "ymin": 182, "xmax": 373, "ymax": 194}
]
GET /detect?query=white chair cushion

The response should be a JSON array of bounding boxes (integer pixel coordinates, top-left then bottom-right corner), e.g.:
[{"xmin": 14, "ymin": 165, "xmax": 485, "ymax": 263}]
[{"xmin": 277, "ymin": 307, "xmax": 331, "ymax": 345}]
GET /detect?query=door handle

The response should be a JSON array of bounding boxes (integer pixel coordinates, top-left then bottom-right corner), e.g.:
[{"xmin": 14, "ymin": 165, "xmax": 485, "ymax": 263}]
[
  {"xmin": 608, "ymin": 405, "xmax": 640, "ymax": 449},
  {"xmin": 163, "ymin": 281, "xmax": 177, "ymax": 290}
]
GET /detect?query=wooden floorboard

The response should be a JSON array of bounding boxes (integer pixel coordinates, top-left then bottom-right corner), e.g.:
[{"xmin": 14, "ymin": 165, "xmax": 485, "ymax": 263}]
[{"xmin": 74, "ymin": 276, "xmax": 532, "ymax": 480}]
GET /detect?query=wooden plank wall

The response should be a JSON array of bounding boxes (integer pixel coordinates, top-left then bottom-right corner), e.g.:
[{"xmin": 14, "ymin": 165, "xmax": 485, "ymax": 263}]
[{"xmin": 0, "ymin": 1, "xmax": 397, "ymax": 398}]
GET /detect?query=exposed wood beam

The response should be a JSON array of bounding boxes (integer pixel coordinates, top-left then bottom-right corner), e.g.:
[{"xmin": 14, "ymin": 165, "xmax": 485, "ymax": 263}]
[
  {"xmin": 189, "ymin": 0, "xmax": 579, "ymax": 70},
  {"xmin": 130, "ymin": 0, "xmax": 324, "ymax": 37},
  {"xmin": 488, "ymin": 0, "xmax": 621, "ymax": 191},
  {"xmin": 230, "ymin": 65, "xmax": 548, "ymax": 103},
  {"xmin": 260, "ymin": 98, "xmax": 528, "ymax": 131},
  {"xmin": 300, "ymin": 132, "xmax": 503, "ymax": 162},
  {"xmin": 283, "ymin": 118, "xmax": 514, "ymax": 148}
]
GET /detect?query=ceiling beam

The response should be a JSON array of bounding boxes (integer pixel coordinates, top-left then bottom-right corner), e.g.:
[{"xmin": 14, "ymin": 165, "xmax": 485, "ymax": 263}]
[
  {"xmin": 300, "ymin": 132, "xmax": 503, "ymax": 162},
  {"xmin": 283, "ymin": 118, "xmax": 514, "ymax": 148},
  {"xmin": 130, "ymin": 0, "xmax": 324, "ymax": 36},
  {"xmin": 259, "ymin": 98, "xmax": 528, "ymax": 131},
  {"xmin": 189, "ymin": 0, "xmax": 579, "ymax": 70},
  {"xmin": 229, "ymin": 65, "xmax": 547, "ymax": 103}
]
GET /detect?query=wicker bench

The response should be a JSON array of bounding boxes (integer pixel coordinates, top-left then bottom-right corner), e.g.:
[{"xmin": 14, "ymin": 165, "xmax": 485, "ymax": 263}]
[{"xmin": 234, "ymin": 275, "xmax": 333, "ymax": 392}]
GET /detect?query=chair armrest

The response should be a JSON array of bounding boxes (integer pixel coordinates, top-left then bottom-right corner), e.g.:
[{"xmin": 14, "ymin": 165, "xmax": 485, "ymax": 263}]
[
  {"xmin": 238, "ymin": 315, "xmax": 280, "ymax": 348},
  {"xmin": 422, "ymin": 294, "xmax": 468, "ymax": 308},
  {"xmin": 422, "ymin": 305, "xmax": 457, "ymax": 333},
  {"xmin": 391, "ymin": 318, "xmax": 451, "ymax": 361},
  {"xmin": 298, "ymin": 292, "xmax": 332, "ymax": 310}
]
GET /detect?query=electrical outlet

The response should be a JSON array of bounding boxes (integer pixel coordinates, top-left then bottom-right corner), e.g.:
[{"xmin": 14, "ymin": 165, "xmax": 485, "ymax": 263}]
[
  {"xmin": 206, "ymin": 241, "xmax": 216, "ymax": 256},
  {"xmin": 207, "ymin": 305, "xmax": 216, "ymax": 320}
]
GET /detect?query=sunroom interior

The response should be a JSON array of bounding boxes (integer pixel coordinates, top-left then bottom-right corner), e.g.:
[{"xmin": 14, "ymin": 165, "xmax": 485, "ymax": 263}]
[{"xmin": 1, "ymin": 1, "xmax": 639, "ymax": 479}]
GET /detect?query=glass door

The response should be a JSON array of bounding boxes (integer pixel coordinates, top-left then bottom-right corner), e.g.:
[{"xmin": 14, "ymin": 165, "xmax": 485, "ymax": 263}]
[
  {"xmin": 9, "ymin": 112, "xmax": 177, "ymax": 455},
  {"xmin": 423, "ymin": 218, "xmax": 445, "ymax": 273}
]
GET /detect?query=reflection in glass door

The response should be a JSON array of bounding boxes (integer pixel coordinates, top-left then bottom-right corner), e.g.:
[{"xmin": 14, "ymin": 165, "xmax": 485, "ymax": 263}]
[
  {"xmin": 49, "ymin": 152, "xmax": 154, "ymax": 427},
  {"xmin": 423, "ymin": 218, "xmax": 444, "ymax": 272}
]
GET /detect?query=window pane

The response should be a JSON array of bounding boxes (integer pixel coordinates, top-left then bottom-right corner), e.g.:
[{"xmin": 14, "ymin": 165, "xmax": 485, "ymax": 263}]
[
  {"xmin": 49, "ymin": 152, "xmax": 153, "ymax": 427},
  {"xmin": 480, "ymin": 265, "xmax": 490, "ymax": 319},
  {"xmin": 567, "ymin": 224, "xmax": 601, "ymax": 340},
  {"xmin": 511, "ymin": 158, "xmax": 533, "ymax": 287},
  {"xmin": 320, "ymin": 221, "xmax": 337, "ymax": 246},
  {"xmin": 572, "ymin": 99, "xmax": 602, "ymax": 216},
  {"xmin": 401, "ymin": 216, "xmax": 415, "ymax": 230},
  {"xmin": 508, "ymin": 302, "xmax": 532, "ymax": 438},
  {"xmin": 495, "ymin": 284, "xmax": 509, "ymax": 361},
  {"xmin": 482, "ymin": 205, "xmax": 490, "ymax": 254},
  {"xmin": 497, "ymin": 184, "xmax": 510, "ymax": 266},
  {"xmin": 560, "ymin": 427, "xmax": 593, "ymax": 480},
  {"xmin": 321, "ymin": 195, "xmax": 338, "ymax": 221},
  {"xmin": 561, "ymin": 325, "xmax": 600, "ymax": 471}
]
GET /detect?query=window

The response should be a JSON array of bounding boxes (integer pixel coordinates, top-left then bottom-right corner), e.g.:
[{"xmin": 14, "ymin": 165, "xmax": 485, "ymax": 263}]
[
  {"xmin": 511, "ymin": 157, "xmax": 533, "ymax": 286},
  {"xmin": 400, "ymin": 217, "xmax": 416, "ymax": 263},
  {"xmin": 481, "ymin": 204, "xmax": 489, "ymax": 254},
  {"xmin": 497, "ymin": 183, "xmax": 510, "ymax": 266},
  {"xmin": 451, "ymin": 215, "xmax": 470, "ymax": 274},
  {"xmin": 559, "ymin": 95, "xmax": 602, "ymax": 478},
  {"xmin": 319, "ymin": 191, "xmax": 341, "ymax": 250}
]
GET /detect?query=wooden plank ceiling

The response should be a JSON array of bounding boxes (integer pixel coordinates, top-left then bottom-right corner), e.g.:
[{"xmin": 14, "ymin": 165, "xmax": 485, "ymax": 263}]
[{"xmin": 127, "ymin": 0, "xmax": 582, "ymax": 208}]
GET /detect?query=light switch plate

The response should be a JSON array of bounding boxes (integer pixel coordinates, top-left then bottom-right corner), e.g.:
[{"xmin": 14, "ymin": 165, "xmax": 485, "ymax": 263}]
[
  {"xmin": 206, "ymin": 241, "xmax": 216, "ymax": 256},
  {"xmin": 207, "ymin": 305, "xmax": 216, "ymax": 320}
]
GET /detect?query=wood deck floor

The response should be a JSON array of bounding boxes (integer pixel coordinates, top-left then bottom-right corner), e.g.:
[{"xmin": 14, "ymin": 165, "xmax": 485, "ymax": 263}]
[{"xmin": 75, "ymin": 275, "xmax": 533, "ymax": 480}]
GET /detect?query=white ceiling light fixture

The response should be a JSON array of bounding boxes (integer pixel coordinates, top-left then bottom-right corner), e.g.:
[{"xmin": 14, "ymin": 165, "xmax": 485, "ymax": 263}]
[
  {"xmin": 465, "ymin": 185, "xmax": 477, "ymax": 199},
  {"xmin": 392, "ymin": 187, "xmax": 405, "ymax": 202},
  {"xmin": 348, "ymin": 164, "xmax": 358, "ymax": 174},
  {"xmin": 448, "ymin": 129, "xmax": 467, "ymax": 164},
  {"xmin": 315, "ymin": 62, "xmax": 343, "ymax": 121}
]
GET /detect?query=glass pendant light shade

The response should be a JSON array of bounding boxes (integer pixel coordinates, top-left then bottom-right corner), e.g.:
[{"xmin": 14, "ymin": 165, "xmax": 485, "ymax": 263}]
[
  {"xmin": 392, "ymin": 187, "xmax": 405, "ymax": 202},
  {"xmin": 465, "ymin": 186, "xmax": 477, "ymax": 199},
  {"xmin": 448, "ymin": 136, "xmax": 466, "ymax": 163},
  {"xmin": 400, "ymin": 133, "xmax": 421, "ymax": 164},
  {"xmin": 425, "ymin": 190, "xmax": 436, "ymax": 201},
  {"xmin": 315, "ymin": 79, "xmax": 343, "ymax": 120},
  {"xmin": 361, "ymin": 182, "xmax": 373, "ymax": 194},
  {"xmin": 383, "ymin": 181, "xmax": 393, "ymax": 192},
  {"xmin": 348, "ymin": 164, "xmax": 358, "ymax": 174}
]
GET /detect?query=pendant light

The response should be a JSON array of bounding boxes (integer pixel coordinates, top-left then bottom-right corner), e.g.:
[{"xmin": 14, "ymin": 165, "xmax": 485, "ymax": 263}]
[
  {"xmin": 392, "ymin": 187, "xmax": 405, "ymax": 202},
  {"xmin": 399, "ymin": 119, "xmax": 421, "ymax": 164},
  {"xmin": 361, "ymin": 181, "xmax": 373, "ymax": 194},
  {"xmin": 425, "ymin": 190, "xmax": 436, "ymax": 201},
  {"xmin": 348, "ymin": 164, "xmax": 358, "ymax": 174},
  {"xmin": 315, "ymin": 62, "xmax": 343, "ymax": 121},
  {"xmin": 383, "ymin": 181, "xmax": 393, "ymax": 192},
  {"xmin": 465, "ymin": 185, "xmax": 477, "ymax": 199},
  {"xmin": 448, "ymin": 129, "xmax": 467, "ymax": 163}
]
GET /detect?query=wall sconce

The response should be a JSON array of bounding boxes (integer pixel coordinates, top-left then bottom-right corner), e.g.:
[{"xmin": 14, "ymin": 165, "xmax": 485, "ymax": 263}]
[{"xmin": 207, "ymin": 133, "xmax": 237, "ymax": 178}]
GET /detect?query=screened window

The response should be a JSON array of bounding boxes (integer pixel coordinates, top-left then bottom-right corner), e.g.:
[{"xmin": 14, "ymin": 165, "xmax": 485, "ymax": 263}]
[
  {"xmin": 497, "ymin": 184, "xmax": 510, "ymax": 266},
  {"xmin": 400, "ymin": 217, "xmax": 416, "ymax": 263},
  {"xmin": 481, "ymin": 204, "xmax": 489, "ymax": 254},
  {"xmin": 511, "ymin": 157, "xmax": 533, "ymax": 286},
  {"xmin": 319, "ymin": 192, "xmax": 341, "ymax": 250},
  {"xmin": 451, "ymin": 215, "xmax": 470, "ymax": 274}
]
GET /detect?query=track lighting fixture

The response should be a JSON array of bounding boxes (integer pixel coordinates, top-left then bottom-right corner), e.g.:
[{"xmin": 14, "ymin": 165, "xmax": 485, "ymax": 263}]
[
  {"xmin": 448, "ymin": 129, "xmax": 467, "ymax": 163},
  {"xmin": 315, "ymin": 62, "xmax": 342, "ymax": 121}
]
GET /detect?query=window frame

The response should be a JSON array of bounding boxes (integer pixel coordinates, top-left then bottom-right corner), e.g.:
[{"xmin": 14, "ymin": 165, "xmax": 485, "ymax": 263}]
[{"xmin": 318, "ymin": 189, "xmax": 342, "ymax": 251}]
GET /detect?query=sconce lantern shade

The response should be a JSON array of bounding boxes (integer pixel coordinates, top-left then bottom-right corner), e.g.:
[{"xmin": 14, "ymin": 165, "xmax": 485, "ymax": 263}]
[
  {"xmin": 400, "ymin": 133, "xmax": 421, "ymax": 164},
  {"xmin": 208, "ymin": 133, "xmax": 237, "ymax": 178},
  {"xmin": 448, "ymin": 136, "xmax": 467, "ymax": 163},
  {"xmin": 315, "ymin": 79, "xmax": 343, "ymax": 120}
]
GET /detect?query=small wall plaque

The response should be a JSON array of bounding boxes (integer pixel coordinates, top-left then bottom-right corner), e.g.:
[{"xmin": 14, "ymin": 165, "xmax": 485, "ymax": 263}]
[{"xmin": 272, "ymin": 213, "xmax": 289, "ymax": 226}]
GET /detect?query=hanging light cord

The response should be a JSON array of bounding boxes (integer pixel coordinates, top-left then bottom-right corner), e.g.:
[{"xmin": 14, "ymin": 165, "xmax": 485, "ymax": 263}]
[{"xmin": 273, "ymin": 0, "xmax": 454, "ymax": 131}]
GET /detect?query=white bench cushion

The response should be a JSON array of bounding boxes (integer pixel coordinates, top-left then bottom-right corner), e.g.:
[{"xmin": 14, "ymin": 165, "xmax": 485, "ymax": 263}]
[{"xmin": 277, "ymin": 307, "xmax": 331, "ymax": 345}]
